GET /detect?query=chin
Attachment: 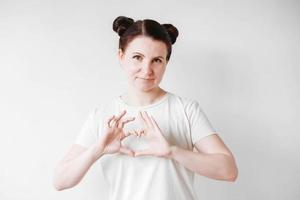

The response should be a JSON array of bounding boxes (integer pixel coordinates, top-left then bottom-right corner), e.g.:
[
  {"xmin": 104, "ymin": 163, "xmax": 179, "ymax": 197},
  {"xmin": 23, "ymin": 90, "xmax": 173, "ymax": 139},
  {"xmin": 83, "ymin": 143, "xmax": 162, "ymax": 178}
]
[
  {"xmin": 139, "ymin": 86, "xmax": 155, "ymax": 92},
  {"xmin": 135, "ymin": 84, "xmax": 157, "ymax": 92},
  {"xmin": 132, "ymin": 78, "xmax": 161, "ymax": 92}
]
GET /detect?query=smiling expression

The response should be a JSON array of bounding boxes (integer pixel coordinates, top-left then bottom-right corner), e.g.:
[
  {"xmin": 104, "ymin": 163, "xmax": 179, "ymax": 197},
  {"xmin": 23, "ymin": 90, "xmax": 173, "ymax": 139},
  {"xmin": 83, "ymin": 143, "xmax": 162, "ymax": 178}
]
[{"xmin": 118, "ymin": 36, "xmax": 168, "ymax": 92}]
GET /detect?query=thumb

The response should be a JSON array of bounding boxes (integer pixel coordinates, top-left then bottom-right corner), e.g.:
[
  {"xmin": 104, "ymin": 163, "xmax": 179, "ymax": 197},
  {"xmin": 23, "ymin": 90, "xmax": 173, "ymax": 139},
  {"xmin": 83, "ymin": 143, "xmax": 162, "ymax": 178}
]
[
  {"xmin": 119, "ymin": 146, "xmax": 134, "ymax": 157},
  {"xmin": 134, "ymin": 149, "xmax": 152, "ymax": 157}
]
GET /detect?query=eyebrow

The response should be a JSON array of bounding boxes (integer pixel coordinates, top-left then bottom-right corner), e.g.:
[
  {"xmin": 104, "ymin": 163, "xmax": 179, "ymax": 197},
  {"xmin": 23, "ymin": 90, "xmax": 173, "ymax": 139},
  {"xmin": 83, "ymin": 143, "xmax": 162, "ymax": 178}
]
[{"xmin": 132, "ymin": 52, "xmax": 164, "ymax": 59}]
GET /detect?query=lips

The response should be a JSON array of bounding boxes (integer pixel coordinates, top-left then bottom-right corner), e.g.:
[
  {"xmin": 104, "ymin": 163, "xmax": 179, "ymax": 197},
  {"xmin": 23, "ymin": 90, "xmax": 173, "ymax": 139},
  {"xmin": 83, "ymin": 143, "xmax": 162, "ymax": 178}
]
[{"xmin": 139, "ymin": 77, "xmax": 154, "ymax": 80}]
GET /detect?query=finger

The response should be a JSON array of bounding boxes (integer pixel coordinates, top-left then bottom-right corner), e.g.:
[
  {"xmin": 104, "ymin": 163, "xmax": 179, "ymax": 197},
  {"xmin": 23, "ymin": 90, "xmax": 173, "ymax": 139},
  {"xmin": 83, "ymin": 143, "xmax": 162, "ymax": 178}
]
[
  {"xmin": 124, "ymin": 130, "xmax": 138, "ymax": 138},
  {"xmin": 135, "ymin": 130, "xmax": 143, "ymax": 138},
  {"xmin": 110, "ymin": 118, "xmax": 117, "ymax": 127},
  {"xmin": 107, "ymin": 115, "xmax": 115, "ymax": 128},
  {"xmin": 120, "ymin": 130, "xmax": 131, "ymax": 140},
  {"xmin": 137, "ymin": 129, "xmax": 145, "ymax": 137},
  {"xmin": 114, "ymin": 110, "xmax": 127, "ymax": 124},
  {"xmin": 140, "ymin": 129, "xmax": 146, "ymax": 136},
  {"xmin": 150, "ymin": 115, "xmax": 161, "ymax": 132},
  {"xmin": 140, "ymin": 111, "xmax": 152, "ymax": 129},
  {"xmin": 137, "ymin": 130, "xmax": 141, "ymax": 137},
  {"xmin": 118, "ymin": 117, "xmax": 135, "ymax": 128},
  {"xmin": 142, "ymin": 111, "xmax": 154, "ymax": 128},
  {"xmin": 134, "ymin": 149, "xmax": 152, "ymax": 157},
  {"xmin": 138, "ymin": 111, "xmax": 147, "ymax": 127},
  {"xmin": 123, "ymin": 116, "xmax": 135, "ymax": 124},
  {"xmin": 133, "ymin": 130, "xmax": 139, "ymax": 137},
  {"xmin": 123, "ymin": 131, "xmax": 130, "ymax": 137},
  {"xmin": 125, "ymin": 130, "xmax": 134, "ymax": 136},
  {"xmin": 119, "ymin": 146, "xmax": 134, "ymax": 157}
]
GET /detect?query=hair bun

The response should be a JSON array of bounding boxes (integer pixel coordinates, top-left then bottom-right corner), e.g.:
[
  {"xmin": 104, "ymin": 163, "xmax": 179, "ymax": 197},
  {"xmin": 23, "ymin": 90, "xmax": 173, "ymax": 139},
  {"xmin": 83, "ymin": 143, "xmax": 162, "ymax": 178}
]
[
  {"xmin": 113, "ymin": 16, "xmax": 134, "ymax": 37},
  {"xmin": 162, "ymin": 24, "xmax": 179, "ymax": 44}
]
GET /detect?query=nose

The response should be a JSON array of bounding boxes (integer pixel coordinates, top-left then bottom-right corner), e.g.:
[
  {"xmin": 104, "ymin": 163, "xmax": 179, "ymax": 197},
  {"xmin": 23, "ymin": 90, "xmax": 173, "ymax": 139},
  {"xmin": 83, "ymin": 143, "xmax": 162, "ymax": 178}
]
[{"xmin": 141, "ymin": 61, "xmax": 153, "ymax": 76}]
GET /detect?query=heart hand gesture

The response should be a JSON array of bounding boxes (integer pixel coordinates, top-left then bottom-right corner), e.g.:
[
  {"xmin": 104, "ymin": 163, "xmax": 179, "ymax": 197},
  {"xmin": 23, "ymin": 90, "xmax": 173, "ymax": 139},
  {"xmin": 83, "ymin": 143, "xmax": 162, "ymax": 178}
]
[
  {"xmin": 133, "ymin": 111, "xmax": 172, "ymax": 158},
  {"xmin": 99, "ymin": 110, "xmax": 135, "ymax": 157}
]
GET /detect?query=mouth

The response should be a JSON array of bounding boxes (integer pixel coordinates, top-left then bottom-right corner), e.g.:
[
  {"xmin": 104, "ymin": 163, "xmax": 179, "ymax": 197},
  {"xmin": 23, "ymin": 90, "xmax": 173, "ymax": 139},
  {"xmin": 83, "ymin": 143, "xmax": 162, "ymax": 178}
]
[{"xmin": 138, "ymin": 77, "xmax": 154, "ymax": 81}]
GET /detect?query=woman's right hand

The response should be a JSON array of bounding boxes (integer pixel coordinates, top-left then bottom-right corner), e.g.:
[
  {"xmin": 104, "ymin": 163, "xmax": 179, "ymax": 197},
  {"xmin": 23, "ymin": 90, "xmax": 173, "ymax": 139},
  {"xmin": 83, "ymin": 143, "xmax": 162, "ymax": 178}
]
[{"xmin": 96, "ymin": 110, "xmax": 135, "ymax": 158}]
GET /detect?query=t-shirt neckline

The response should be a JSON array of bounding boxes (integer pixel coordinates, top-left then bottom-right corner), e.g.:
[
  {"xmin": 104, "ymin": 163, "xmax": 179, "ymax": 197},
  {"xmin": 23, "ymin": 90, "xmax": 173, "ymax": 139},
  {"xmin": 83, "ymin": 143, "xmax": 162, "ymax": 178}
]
[{"xmin": 116, "ymin": 91, "xmax": 170, "ymax": 110}]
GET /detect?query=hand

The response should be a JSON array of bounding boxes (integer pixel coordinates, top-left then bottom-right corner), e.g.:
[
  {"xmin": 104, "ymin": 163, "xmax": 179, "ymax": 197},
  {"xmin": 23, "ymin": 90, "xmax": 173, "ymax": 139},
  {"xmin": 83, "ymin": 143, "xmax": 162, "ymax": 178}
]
[
  {"xmin": 99, "ymin": 110, "xmax": 135, "ymax": 157},
  {"xmin": 133, "ymin": 111, "xmax": 172, "ymax": 158}
]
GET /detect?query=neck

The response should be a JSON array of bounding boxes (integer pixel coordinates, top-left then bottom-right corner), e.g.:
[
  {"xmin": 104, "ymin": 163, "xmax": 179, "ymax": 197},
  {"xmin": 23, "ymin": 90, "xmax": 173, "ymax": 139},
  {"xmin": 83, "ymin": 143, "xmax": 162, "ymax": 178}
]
[{"xmin": 122, "ymin": 86, "xmax": 167, "ymax": 107}]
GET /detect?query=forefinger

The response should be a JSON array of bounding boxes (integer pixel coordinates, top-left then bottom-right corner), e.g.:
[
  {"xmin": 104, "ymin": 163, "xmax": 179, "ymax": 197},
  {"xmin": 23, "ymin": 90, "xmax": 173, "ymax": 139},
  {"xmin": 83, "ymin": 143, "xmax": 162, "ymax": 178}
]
[
  {"xmin": 142, "ymin": 111, "xmax": 154, "ymax": 128},
  {"xmin": 138, "ymin": 111, "xmax": 148, "ymax": 128},
  {"xmin": 118, "ymin": 116, "xmax": 135, "ymax": 128},
  {"xmin": 114, "ymin": 110, "xmax": 127, "ymax": 124}
]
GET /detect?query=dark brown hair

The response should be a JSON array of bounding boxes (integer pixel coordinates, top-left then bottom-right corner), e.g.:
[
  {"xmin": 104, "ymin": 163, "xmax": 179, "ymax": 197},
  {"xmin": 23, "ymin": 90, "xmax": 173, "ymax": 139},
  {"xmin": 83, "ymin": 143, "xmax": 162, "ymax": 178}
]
[{"xmin": 112, "ymin": 16, "xmax": 179, "ymax": 61}]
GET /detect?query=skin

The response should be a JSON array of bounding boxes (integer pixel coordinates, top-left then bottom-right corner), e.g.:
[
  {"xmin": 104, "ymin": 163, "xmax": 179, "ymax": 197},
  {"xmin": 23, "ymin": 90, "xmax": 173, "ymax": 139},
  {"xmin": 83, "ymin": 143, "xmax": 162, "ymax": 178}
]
[
  {"xmin": 113, "ymin": 35, "xmax": 174, "ymax": 157},
  {"xmin": 53, "ymin": 35, "xmax": 238, "ymax": 191},
  {"xmin": 101, "ymin": 35, "xmax": 238, "ymax": 178},
  {"xmin": 117, "ymin": 35, "xmax": 169, "ymax": 106}
]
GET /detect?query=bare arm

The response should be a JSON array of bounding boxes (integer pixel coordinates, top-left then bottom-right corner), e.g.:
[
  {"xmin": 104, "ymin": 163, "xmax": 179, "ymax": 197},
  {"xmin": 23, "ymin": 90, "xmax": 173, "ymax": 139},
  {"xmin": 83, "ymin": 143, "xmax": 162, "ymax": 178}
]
[
  {"xmin": 53, "ymin": 110, "xmax": 135, "ymax": 191},
  {"xmin": 167, "ymin": 134, "xmax": 238, "ymax": 181},
  {"xmin": 133, "ymin": 111, "xmax": 238, "ymax": 182},
  {"xmin": 53, "ymin": 142, "xmax": 104, "ymax": 191}
]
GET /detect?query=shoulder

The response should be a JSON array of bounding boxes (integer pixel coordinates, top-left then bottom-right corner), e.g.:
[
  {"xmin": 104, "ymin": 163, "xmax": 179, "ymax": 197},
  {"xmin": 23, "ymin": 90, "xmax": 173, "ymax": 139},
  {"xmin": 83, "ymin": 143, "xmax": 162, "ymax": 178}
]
[
  {"xmin": 169, "ymin": 92, "xmax": 201, "ymax": 111},
  {"xmin": 166, "ymin": 93, "xmax": 205, "ymax": 121}
]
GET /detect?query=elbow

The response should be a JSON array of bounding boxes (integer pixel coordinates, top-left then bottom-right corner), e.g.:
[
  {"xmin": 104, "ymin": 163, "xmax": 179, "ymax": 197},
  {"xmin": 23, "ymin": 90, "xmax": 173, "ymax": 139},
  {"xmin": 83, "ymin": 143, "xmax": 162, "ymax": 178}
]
[
  {"xmin": 53, "ymin": 167, "xmax": 70, "ymax": 191},
  {"xmin": 53, "ymin": 176, "xmax": 66, "ymax": 191},
  {"xmin": 222, "ymin": 155, "xmax": 239, "ymax": 182},
  {"xmin": 53, "ymin": 177, "xmax": 73, "ymax": 191},
  {"xmin": 52, "ymin": 170, "xmax": 78, "ymax": 191},
  {"xmin": 54, "ymin": 184, "xmax": 64, "ymax": 191},
  {"xmin": 53, "ymin": 180, "xmax": 63, "ymax": 191},
  {"xmin": 227, "ymin": 170, "xmax": 238, "ymax": 182},
  {"xmin": 225, "ymin": 165, "xmax": 238, "ymax": 182}
]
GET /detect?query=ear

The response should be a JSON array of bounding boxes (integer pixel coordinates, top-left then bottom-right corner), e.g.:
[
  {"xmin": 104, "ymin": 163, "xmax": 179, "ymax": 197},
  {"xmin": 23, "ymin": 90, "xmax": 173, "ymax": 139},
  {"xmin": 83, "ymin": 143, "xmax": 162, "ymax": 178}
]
[
  {"xmin": 118, "ymin": 49, "xmax": 124, "ymax": 63},
  {"xmin": 118, "ymin": 49, "xmax": 126, "ymax": 70}
]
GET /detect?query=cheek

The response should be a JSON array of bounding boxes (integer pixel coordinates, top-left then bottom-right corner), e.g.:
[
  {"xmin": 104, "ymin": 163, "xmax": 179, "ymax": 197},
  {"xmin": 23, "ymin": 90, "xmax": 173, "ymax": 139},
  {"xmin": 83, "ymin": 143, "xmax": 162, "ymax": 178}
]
[
  {"xmin": 128, "ymin": 66, "xmax": 139, "ymax": 76},
  {"xmin": 124, "ymin": 61, "xmax": 140, "ymax": 75},
  {"xmin": 155, "ymin": 67, "xmax": 166, "ymax": 77}
]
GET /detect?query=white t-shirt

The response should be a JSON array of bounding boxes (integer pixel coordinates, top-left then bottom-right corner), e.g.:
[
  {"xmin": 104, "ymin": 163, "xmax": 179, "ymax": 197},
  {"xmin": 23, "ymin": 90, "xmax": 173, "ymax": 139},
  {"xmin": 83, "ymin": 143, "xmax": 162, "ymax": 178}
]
[{"xmin": 75, "ymin": 91, "xmax": 217, "ymax": 200}]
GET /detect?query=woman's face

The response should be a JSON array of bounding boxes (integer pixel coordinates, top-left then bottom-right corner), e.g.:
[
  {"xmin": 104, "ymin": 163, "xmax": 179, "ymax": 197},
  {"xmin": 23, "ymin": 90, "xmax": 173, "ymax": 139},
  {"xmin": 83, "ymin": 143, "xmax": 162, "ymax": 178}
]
[{"xmin": 118, "ymin": 36, "xmax": 168, "ymax": 92}]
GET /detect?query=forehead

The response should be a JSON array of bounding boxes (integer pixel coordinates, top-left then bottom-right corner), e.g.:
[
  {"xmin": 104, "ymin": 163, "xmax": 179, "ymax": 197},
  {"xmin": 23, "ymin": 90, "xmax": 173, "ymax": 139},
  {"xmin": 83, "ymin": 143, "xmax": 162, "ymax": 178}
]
[{"xmin": 125, "ymin": 36, "xmax": 167, "ymax": 56}]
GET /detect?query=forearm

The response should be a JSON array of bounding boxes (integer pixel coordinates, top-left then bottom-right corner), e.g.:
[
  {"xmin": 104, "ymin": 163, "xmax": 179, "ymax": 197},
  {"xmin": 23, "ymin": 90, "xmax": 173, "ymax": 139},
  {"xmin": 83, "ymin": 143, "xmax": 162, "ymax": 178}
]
[
  {"xmin": 167, "ymin": 145, "xmax": 238, "ymax": 181},
  {"xmin": 53, "ymin": 143, "xmax": 104, "ymax": 190}
]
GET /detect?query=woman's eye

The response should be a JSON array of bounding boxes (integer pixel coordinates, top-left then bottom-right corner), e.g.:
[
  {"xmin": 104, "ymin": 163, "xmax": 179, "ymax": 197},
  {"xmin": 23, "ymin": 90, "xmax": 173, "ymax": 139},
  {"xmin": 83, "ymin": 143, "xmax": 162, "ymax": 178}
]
[
  {"xmin": 133, "ymin": 55, "xmax": 142, "ymax": 60},
  {"xmin": 154, "ymin": 59, "xmax": 162, "ymax": 63}
]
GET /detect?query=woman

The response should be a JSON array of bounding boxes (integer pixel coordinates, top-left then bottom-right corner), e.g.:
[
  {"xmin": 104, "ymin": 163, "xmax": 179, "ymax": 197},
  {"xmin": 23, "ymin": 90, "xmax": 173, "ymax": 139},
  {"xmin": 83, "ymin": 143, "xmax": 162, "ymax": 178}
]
[{"xmin": 53, "ymin": 16, "xmax": 238, "ymax": 200}]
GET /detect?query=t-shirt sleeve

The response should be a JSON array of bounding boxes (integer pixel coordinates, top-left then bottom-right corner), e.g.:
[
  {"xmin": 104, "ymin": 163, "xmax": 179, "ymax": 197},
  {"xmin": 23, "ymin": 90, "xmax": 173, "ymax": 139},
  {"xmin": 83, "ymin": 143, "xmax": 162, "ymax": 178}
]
[
  {"xmin": 186, "ymin": 100, "xmax": 217, "ymax": 147},
  {"xmin": 74, "ymin": 107, "xmax": 100, "ymax": 148}
]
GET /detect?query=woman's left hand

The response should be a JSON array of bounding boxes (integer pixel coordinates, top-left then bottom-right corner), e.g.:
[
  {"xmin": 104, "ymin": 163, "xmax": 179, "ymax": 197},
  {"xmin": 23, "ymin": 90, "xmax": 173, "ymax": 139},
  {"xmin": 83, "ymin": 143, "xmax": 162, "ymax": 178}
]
[{"xmin": 133, "ymin": 111, "xmax": 172, "ymax": 158}]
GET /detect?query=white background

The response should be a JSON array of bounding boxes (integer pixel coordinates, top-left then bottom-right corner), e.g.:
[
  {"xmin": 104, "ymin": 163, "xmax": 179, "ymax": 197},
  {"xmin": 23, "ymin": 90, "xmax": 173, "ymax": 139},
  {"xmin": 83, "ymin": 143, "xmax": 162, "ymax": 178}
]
[{"xmin": 0, "ymin": 0, "xmax": 299, "ymax": 199}]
